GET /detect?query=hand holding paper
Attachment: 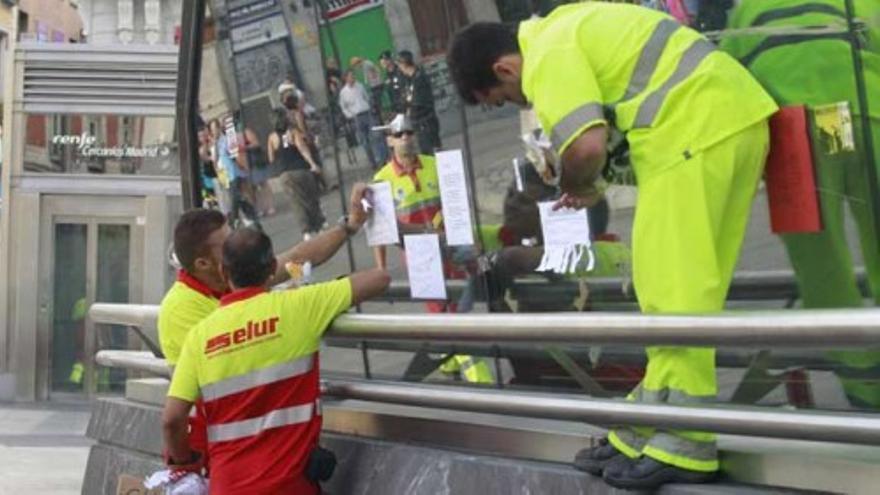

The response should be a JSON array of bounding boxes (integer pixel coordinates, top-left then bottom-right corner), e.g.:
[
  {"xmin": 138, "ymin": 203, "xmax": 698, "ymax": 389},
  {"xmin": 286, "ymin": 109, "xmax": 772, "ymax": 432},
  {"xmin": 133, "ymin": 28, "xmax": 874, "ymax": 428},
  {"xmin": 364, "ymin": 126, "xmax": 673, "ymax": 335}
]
[{"xmin": 364, "ymin": 182, "xmax": 400, "ymax": 246}]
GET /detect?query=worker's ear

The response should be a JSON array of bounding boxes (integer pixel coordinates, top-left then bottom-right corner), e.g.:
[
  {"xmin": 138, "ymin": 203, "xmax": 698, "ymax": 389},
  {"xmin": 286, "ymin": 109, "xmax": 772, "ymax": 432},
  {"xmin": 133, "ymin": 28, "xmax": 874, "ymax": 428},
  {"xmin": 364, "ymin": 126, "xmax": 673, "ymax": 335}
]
[
  {"xmin": 193, "ymin": 255, "xmax": 213, "ymax": 274},
  {"xmin": 491, "ymin": 54, "xmax": 521, "ymax": 84}
]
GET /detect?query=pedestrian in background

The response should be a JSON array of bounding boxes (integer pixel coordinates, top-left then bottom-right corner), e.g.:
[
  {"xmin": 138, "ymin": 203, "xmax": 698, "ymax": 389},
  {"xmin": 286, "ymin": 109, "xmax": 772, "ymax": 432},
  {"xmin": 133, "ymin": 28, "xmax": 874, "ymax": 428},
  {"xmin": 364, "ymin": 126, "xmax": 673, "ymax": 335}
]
[
  {"xmin": 379, "ymin": 50, "xmax": 405, "ymax": 116},
  {"xmin": 267, "ymin": 109, "xmax": 326, "ymax": 240},
  {"xmin": 280, "ymin": 81, "xmax": 328, "ymax": 192},
  {"xmin": 397, "ymin": 50, "xmax": 442, "ymax": 154},
  {"xmin": 242, "ymin": 127, "xmax": 275, "ymax": 217},
  {"xmin": 350, "ymin": 56, "xmax": 385, "ymax": 121},
  {"xmin": 339, "ymin": 70, "xmax": 387, "ymax": 169},
  {"xmin": 209, "ymin": 119, "xmax": 260, "ymax": 228}
]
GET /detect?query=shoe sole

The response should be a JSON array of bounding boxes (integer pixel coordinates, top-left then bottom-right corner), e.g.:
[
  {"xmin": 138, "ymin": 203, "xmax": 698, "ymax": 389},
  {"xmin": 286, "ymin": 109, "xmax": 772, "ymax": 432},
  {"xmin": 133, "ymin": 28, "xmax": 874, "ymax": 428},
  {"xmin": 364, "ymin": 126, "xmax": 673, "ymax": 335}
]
[
  {"xmin": 604, "ymin": 466, "xmax": 717, "ymax": 490},
  {"xmin": 573, "ymin": 453, "xmax": 624, "ymax": 477}
]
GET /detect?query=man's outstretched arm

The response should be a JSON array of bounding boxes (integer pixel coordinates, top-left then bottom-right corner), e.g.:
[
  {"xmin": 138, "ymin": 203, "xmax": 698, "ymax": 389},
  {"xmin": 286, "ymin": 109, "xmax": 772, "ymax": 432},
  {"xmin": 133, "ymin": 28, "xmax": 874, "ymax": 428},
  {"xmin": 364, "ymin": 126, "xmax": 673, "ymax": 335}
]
[{"xmin": 271, "ymin": 183, "xmax": 370, "ymax": 284}]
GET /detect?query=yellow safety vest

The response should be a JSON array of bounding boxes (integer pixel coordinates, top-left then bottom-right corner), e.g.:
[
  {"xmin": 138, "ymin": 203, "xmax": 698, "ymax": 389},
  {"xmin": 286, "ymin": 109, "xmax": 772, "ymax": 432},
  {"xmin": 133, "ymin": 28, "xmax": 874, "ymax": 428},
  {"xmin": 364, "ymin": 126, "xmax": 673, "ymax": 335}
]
[
  {"xmin": 373, "ymin": 154, "xmax": 443, "ymax": 226},
  {"xmin": 519, "ymin": 3, "xmax": 777, "ymax": 181}
]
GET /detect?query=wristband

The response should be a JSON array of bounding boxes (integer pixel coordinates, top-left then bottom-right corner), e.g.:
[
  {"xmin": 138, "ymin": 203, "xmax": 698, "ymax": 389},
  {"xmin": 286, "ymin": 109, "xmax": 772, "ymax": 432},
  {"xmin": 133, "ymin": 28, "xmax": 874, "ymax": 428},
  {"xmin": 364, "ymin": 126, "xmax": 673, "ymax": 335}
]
[{"xmin": 337, "ymin": 215, "xmax": 358, "ymax": 237}]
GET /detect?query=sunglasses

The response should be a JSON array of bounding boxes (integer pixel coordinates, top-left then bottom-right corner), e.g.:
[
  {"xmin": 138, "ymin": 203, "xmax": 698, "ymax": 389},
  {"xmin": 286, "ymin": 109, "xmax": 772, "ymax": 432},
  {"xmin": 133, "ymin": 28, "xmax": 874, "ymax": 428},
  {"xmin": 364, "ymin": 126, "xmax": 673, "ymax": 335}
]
[{"xmin": 391, "ymin": 131, "xmax": 415, "ymax": 138}]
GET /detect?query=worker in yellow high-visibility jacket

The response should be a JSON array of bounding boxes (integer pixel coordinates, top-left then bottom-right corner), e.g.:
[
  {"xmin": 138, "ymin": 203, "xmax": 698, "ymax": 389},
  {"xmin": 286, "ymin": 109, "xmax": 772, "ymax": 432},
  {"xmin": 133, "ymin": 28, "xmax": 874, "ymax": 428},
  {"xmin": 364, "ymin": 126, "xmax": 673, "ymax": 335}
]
[{"xmin": 448, "ymin": 3, "xmax": 777, "ymax": 489}]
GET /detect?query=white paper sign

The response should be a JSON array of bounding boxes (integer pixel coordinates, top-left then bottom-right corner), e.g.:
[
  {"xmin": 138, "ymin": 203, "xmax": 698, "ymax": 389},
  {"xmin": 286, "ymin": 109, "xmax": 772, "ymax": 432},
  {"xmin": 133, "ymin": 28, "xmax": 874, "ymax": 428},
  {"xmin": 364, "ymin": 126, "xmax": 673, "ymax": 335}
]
[
  {"xmin": 539, "ymin": 202, "xmax": 591, "ymax": 247},
  {"xmin": 364, "ymin": 182, "xmax": 400, "ymax": 246},
  {"xmin": 435, "ymin": 149, "xmax": 475, "ymax": 246},
  {"xmin": 403, "ymin": 234, "xmax": 447, "ymax": 300}
]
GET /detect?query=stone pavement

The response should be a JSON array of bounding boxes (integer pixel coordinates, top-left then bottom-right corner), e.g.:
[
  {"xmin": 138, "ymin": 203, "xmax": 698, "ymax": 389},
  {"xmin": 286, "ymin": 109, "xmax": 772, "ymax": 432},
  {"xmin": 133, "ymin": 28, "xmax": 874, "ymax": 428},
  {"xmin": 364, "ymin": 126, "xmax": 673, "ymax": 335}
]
[{"xmin": 0, "ymin": 402, "xmax": 92, "ymax": 495}]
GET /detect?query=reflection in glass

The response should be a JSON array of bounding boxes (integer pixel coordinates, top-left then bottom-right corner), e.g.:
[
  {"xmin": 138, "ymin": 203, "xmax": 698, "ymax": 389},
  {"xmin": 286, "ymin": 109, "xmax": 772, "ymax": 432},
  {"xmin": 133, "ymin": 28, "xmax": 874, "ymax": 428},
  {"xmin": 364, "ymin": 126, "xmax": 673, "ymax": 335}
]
[
  {"xmin": 96, "ymin": 224, "xmax": 131, "ymax": 392},
  {"xmin": 191, "ymin": 1, "xmax": 880, "ymax": 417},
  {"xmin": 51, "ymin": 223, "xmax": 87, "ymax": 393}
]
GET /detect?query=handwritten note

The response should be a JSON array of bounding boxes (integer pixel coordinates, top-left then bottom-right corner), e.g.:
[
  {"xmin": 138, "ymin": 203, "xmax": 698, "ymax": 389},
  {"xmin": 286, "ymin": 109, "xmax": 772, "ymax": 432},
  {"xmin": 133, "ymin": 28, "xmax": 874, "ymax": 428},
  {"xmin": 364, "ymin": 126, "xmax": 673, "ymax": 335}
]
[
  {"xmin": 404, "ymin": 234, "xmax": 447, "ymax": 300},
  {"xmin": 364, "ymin": 182, "xmax": 400, "ymax": 246},
  {"xmin": 435, "ymin": 150, "xmax": 475, "ymax": 246},
  {"xmin": 539, "ymin": 202, "xmax": 590, "ymax": 247}
]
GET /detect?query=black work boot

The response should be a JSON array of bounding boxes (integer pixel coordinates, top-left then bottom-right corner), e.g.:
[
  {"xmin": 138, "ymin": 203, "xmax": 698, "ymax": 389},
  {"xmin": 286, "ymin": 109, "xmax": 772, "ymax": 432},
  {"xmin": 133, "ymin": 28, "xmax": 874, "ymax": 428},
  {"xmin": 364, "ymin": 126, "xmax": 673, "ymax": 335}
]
[
  {"xmin": 572, "ymin": 438, "xmax": 625, "ymax": 476},
  {"xmin": 603, "ymin": 456, "xmax": 718, "ymax": 490}
]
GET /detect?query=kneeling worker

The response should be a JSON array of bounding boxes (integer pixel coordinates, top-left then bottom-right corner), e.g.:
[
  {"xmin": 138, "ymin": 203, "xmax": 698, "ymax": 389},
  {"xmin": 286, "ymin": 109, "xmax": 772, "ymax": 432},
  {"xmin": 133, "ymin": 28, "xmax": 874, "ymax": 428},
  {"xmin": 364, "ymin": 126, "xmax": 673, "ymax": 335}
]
[{"xmin": 161, "ymin": 228, "xmax": 390, "ymax": 494}]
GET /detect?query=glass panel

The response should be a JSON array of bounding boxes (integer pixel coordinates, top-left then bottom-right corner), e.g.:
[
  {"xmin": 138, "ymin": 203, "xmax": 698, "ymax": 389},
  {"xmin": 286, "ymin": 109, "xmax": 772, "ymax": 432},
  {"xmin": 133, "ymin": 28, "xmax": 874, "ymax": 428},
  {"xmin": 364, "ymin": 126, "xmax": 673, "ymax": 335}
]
[
  {"xmin": 95, "ymin": 224, "xmax": 131, "ymax": 392},
  {"xmin": 190, "ymin": 1, "xmax": 880, "ymax": 417},
  {"xmin": 51, "ymin": 223, "xmax": 87, "ymax": 393},
  {"xmin": 23, "ymin": 114, "xmax": 178, "ymax": 175}
]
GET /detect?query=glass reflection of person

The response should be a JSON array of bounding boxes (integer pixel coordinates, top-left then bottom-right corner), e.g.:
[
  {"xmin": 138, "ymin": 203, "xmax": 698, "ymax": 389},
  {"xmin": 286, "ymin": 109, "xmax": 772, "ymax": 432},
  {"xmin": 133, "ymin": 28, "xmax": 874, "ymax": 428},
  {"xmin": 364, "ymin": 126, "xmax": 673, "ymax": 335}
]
[
  {"xmin": 723, "ymin": 0, "xmax": 880, "ymax": 411},
  {"xmin": 267, "ymin": 109, "xmax": 326, "ymax": 240}
]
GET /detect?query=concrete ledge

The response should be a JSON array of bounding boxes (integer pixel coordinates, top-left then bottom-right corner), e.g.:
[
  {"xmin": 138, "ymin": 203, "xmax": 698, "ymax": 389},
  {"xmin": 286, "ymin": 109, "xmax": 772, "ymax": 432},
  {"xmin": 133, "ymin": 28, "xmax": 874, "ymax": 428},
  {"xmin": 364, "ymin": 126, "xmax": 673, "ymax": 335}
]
[
  {"xmin": 125, "ymin": 378, "xmax": 168, "ymax": 406},
  {"xmin": 81, "ymin": 443, "xmax": 163, "ymax": 495},
  {"xmin": 86, "ymin": 398, "xmax": 163, "ymax": 456},
  {"xmin": 84, "ymin": 393, "xmax": 833, "ymax": 494}
]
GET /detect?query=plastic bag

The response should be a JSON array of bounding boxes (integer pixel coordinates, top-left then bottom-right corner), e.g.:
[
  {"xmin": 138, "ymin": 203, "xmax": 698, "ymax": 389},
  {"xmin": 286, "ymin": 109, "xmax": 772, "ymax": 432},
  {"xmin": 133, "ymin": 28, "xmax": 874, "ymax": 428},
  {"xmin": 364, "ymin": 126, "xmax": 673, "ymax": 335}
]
[{"xmin": 144, "ymin": 470, "xmax": 209, "ymax": 495}]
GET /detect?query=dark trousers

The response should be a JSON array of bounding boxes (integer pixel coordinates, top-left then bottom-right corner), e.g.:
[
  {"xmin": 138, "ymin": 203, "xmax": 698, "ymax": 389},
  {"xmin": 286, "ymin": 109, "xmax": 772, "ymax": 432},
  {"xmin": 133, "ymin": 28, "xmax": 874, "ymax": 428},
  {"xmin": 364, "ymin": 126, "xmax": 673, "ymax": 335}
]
[
  {"xmin": 229, "ymin": 177, "xmax": 260, "ymax": 229},
  {"xmin": 415, "ymin": 114, "xmax": 442, "ymax": 155},
  {"xmin": 281, "ymin": 169, "xmax": 325, "ymax": 234},
  {"xmin": 353, "ymin": 111, "xmax": 388, "ymax": 169}
]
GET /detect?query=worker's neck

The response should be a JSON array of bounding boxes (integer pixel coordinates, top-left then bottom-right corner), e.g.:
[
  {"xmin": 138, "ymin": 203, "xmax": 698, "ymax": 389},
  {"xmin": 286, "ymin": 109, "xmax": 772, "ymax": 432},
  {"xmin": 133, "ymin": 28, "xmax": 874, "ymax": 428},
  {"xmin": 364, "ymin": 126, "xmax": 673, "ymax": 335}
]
[
  {"xmin": 229, "ymin": 282, "xmax": 270, "ymax": 292},
  {"xmin": 190, "ymin": 270, "xmax": 227, "ymax": 294},
  {"xmin": 396, "ymin": 154, "xmax": 419, "ymax": 169}
]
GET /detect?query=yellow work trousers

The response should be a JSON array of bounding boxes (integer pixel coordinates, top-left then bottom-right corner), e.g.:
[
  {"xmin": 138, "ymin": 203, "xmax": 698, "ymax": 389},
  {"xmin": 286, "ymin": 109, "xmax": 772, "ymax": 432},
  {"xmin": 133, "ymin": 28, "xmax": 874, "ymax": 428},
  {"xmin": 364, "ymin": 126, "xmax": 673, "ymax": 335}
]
[{"xmin": 608, "ymin": 120, "xmax": 770, "ymax": 472}]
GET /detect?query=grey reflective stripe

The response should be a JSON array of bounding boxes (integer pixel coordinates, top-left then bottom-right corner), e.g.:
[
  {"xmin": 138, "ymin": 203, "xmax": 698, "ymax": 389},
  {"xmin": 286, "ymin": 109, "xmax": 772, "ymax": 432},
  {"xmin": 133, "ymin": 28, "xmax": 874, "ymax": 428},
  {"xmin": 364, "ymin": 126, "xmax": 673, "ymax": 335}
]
[
  {"xmin": 611, "ymin": 428, "xmax": 649, "ymax": 452},
  {"xmin": 631, "ymin": 385, "xmax": 716, "ymax": 404},
  {"xmin": 632, "ymin": 39, "xmax": 716, "ymax": 128},
  {"xmin": 646, "ymin": 431, "xmax": 717, "ymax": 463},
  {"xmin": 207, "ymin": 402, "xmax": 315, "ymax": 443},
  {"xmin": 201, "ymin": 354, "xmax": 315, "ymax": 402},
  {"xmin": 621, "ymin": 19, "xmax": 681, "ymax": 101},
  {"xmin": 550, "ymin": 102, "xmax": 605, "ymax": 152}
]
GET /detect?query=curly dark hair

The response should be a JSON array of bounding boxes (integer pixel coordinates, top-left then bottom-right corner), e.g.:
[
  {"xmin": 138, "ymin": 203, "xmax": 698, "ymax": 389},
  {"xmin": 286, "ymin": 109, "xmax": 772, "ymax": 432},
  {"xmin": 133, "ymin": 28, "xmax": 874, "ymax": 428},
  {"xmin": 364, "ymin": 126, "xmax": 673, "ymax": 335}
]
[{"xmin": 447, "ymin": 22, "xmax": 520, "ymax": 105}]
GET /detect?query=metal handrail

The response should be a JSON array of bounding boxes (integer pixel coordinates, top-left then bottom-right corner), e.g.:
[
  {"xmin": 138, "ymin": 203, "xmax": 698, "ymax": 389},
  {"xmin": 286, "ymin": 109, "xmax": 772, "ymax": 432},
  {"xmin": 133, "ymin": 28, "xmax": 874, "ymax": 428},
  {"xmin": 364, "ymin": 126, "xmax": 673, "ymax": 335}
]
[
  {"xmin": 92, "ymin": 350, "xmax": 880, "ymax": 447},
  {"xmin": 323, "ymin": 379, "xmax": 880, "ymax": 446},
  {"xmin": 325, "ymin": 310, "xmax": 880, "ymax": 347},
  {"xmin": 91, "ymin": 303, "xmax": 880, "ymax": 348},
  {"xmin": 382, "ymin": 270, "xmax": 868, "ymax": 304}
]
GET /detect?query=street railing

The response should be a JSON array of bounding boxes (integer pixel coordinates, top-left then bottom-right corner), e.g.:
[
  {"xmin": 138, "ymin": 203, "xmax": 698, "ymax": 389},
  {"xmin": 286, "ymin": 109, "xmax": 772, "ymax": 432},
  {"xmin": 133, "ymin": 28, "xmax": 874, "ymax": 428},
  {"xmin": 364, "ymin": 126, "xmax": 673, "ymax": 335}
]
[
  {"xmin": 92, "ymin": 348, "xmax": 880, "ymax": 446},
  {"xmin": 91, "ymin": 302, "xmax": 880, "ymax": 349},
  {"xmin": 90, "ymin": 300, "xmax": 880, "ymax": 447}
]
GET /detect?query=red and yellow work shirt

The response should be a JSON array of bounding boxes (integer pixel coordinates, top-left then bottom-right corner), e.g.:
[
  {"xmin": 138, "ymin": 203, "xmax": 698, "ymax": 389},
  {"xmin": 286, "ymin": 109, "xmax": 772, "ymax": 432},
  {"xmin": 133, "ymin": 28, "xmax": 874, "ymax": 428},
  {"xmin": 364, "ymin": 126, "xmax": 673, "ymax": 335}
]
[
  {"xmin": 373, "ymin": 154, "xmax": 442, "ymax": 226},
  {"xmin": 158, "ymin": 271, "xmax": 223, "ymax": 366},
  {"xmin": 168, "ymin": 279, "xmax": 352, "ymax": 495}
]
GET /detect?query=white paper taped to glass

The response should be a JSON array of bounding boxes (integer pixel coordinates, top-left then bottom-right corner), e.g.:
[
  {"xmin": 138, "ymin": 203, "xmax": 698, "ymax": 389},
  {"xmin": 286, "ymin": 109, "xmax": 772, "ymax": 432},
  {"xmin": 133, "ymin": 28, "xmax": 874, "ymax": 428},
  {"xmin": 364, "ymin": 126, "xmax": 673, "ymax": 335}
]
[
  {"xmin": 435, "ymin": 149, "xmax": 475, "ymax": 246},
  {"xmin": 537, "ymin": 202, "xmax": 594, "ymax": 274},
  {"xmin": 404, "ymin": 233, "xmax": 448, "ymax": 300},
  {"xmin": 364, "ymin": 181, "xmax": 400, "ymax": 246}
]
